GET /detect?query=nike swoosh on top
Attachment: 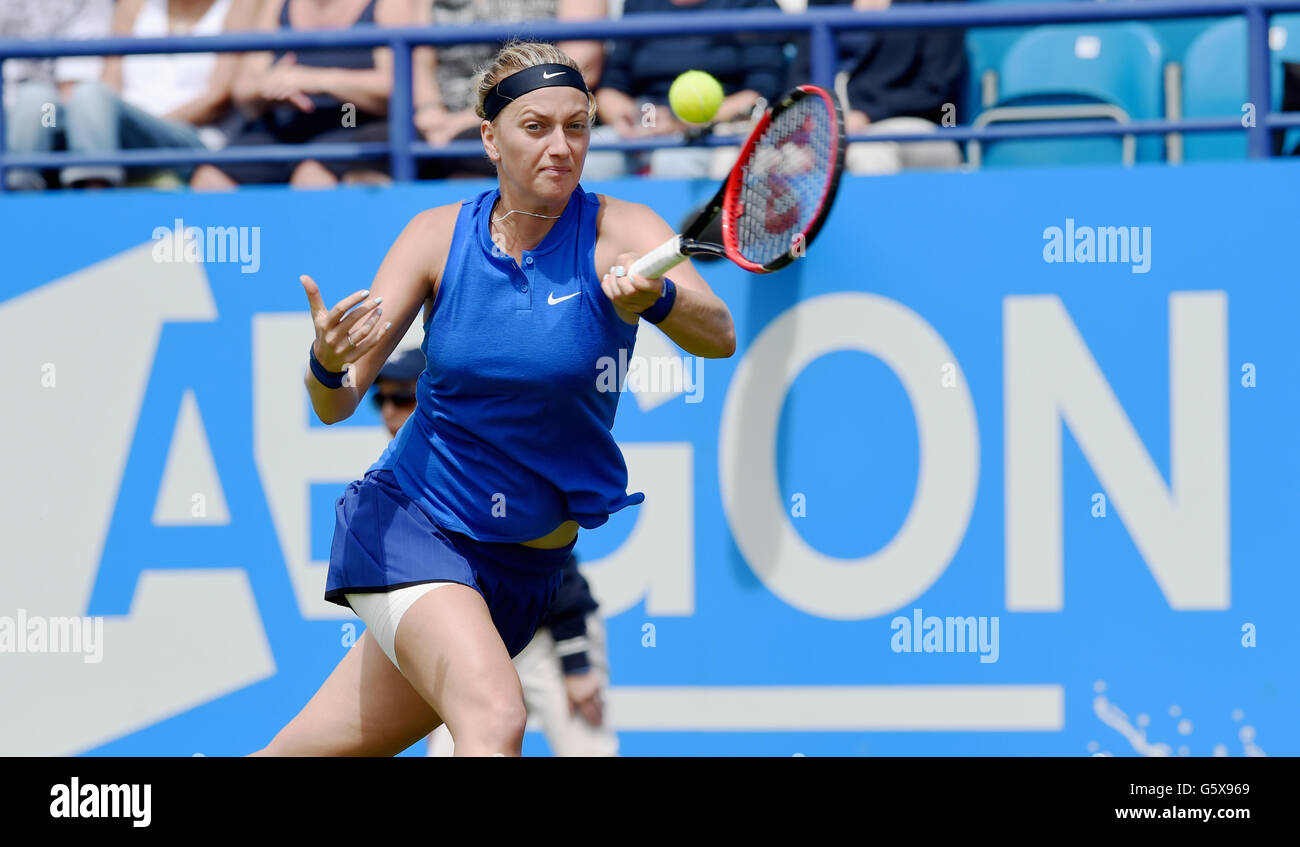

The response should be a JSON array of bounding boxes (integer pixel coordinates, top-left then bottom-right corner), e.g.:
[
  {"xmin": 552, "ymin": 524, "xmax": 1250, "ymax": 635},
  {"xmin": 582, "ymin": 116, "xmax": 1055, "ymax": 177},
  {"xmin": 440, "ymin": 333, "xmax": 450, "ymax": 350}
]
[
  {"xmin": 541, "ymin": 71, "xmax": 565, "ymax": 79},
  {"xmin": 547, "ymin": 291, "xmax": 581, "ymax": 305}
]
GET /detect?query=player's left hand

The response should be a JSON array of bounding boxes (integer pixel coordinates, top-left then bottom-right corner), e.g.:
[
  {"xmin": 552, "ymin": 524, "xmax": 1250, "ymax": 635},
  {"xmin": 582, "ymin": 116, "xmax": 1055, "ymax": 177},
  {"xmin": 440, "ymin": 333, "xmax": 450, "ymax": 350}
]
[
  {"xmin": 601, "ymin": 251, "xmax": 663, "ymax": 315},
  {"xmin": 563, "ymin": 671, "xmax": 605, "ymax": 726}
]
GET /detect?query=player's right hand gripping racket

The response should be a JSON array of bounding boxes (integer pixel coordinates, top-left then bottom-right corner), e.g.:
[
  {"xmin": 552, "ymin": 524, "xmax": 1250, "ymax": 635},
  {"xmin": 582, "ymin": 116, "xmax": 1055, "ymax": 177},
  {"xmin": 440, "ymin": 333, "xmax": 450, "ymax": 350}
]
[{"xmin": 629, "ymin": 84, "xmax": 846, "ymax": 279}]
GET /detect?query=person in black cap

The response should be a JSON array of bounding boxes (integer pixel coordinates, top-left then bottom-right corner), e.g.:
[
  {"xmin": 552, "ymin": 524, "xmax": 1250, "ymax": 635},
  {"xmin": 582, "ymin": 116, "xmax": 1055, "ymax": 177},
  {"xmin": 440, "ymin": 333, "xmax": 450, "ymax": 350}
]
[{"xmin": 372, "ymin": 347, "xmax": 424, "ymax": 438}]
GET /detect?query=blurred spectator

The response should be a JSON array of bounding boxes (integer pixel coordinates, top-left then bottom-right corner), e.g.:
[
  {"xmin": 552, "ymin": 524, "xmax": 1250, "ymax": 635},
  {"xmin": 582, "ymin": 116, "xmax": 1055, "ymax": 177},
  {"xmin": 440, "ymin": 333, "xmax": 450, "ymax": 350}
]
[
  {"xmin": 372, "ymin": 347, "xmax": 422, "ymax": 438},
  {"xmin": 56, "ymin": 0, "xmax": 259, "ymax": 189},
  {"xmin": 192, "ymin": 0, "xmax": 413, "ymax": 189},
  {"xmin": 795, "ymin": 0, "xmax": 966, "ymax": 174},
  {"xmin": 590, "ymin": 0, "xmax": 786, "ymax": 180},
  {"xmin": 1, "ymin": 0, "xmax": 113, "ymax": 190},
  {"xmin": 411, "ymin": 0, "xmax": 606, "ymax": 180}
]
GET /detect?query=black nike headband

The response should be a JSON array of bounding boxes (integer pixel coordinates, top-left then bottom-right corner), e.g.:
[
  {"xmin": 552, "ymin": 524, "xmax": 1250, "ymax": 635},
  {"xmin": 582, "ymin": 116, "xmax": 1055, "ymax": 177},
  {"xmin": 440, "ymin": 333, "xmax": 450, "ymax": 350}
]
[{"xmin": 483, "ymin": 63, "xmax": 590, "ymax": 122}]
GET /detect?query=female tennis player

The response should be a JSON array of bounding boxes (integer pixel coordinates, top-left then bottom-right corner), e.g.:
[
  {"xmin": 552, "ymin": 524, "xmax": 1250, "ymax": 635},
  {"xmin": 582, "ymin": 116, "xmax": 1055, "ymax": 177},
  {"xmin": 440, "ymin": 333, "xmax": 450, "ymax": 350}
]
[{"xmin": 252, "ymin": 39, "xmax": 735, "ymax": 757}]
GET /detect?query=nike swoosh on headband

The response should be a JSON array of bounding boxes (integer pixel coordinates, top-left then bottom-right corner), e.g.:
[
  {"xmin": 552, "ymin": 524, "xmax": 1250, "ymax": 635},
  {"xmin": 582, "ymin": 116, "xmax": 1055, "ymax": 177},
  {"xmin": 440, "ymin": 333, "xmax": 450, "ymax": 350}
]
[{"xmin": 541, "ymin": 71, "xmax": 565, "ymax": 79}]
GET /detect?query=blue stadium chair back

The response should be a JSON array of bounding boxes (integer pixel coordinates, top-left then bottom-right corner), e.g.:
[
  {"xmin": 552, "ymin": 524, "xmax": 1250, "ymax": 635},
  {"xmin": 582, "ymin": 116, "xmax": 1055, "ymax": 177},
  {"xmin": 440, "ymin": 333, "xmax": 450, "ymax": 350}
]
[
  {"xmin": 1184, "ymin": 14, "xmax": 1300, "ymax": 161},
  {"xmin": 982, "ymin": 22, "xmax": 1165, "ymax": 166},
  {"xmin": 964, "ymin": 0, "xmax": 1218, "ymax": 81},
  {"xmin": 1151, "ymin": 17, "xmax": 1232, "ymax": 66},
  {"xmin": 965, "ymin": 0, "xmax": 1086, "ymax": 114},
  {"xmin": 967, "ymin": 27, "xmax": 1024, "ymax": 112}
]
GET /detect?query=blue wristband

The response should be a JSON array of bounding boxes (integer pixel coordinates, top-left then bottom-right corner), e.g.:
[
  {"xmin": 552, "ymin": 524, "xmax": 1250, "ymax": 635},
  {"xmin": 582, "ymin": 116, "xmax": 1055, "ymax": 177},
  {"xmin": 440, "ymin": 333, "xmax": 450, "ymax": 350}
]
[
  {"xmin": 309, "ymin": 342, "xmax": 346, "ymax": 389},
  {"xmin": 639, "ymin": 277, "xmax": 677, "ymax": 324}
]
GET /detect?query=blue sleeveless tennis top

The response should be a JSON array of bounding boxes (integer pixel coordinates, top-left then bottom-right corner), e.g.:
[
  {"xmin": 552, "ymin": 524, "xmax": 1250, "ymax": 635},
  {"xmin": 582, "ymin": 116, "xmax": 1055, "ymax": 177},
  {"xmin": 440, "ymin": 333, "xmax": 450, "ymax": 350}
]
[{"xmin": 367, "ymin": 184, "xmax": 645, "ymax": 542}]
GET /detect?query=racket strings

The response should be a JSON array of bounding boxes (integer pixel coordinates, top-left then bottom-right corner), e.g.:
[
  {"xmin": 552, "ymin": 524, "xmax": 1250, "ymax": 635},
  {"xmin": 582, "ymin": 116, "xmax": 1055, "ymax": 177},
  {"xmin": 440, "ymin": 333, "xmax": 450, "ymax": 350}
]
[{"xmin": 731, "ymin": 95, "xmax": 834, "ymax": 266}]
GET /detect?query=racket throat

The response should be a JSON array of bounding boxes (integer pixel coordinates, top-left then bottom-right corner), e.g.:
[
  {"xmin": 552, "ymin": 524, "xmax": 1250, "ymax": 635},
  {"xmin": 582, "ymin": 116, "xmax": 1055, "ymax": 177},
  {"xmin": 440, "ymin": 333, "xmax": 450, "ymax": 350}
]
[{"xmin": 679, "ymin": 238, "xmax": 726, "ymax": 259}]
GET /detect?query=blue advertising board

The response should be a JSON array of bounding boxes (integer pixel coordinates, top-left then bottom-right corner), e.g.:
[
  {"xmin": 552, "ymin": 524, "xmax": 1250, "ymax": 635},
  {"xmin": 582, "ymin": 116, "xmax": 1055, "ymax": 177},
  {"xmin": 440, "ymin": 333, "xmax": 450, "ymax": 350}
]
[{"xmin": 1, "ymin": 160, "xmax": 1294, "ymax": 756}]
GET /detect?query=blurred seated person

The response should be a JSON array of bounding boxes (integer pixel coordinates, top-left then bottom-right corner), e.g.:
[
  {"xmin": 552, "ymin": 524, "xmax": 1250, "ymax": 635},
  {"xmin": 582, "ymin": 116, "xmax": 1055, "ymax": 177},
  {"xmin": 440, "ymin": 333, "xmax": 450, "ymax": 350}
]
[
  {"xmin": 56, "ymin": 0, "xmax": 259, "ymax": 189},
  {"xmin": 192, "ymin": 0, "xmax": 413, "ymax": 189},
  {"xmin": 589, "ymin": 0, "xmax": 786, "ymax": 180},
  {"xmin": 411, "ymin": 0, "xmax": 605, "ymax": 180},
  {"xmin": 795, "ymin": 0, "xmax": 966, "ymax": 174},
  {"xmin": 1, "ymin": 0, "xmax": 113, "ymax": 189}
]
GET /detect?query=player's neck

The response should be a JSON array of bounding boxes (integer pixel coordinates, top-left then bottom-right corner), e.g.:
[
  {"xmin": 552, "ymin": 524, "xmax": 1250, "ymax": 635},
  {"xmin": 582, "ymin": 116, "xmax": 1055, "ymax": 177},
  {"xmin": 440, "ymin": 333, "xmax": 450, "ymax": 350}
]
[{"xmin": 491, "ymin": 189, "xmax": 567, "ymax": 252}]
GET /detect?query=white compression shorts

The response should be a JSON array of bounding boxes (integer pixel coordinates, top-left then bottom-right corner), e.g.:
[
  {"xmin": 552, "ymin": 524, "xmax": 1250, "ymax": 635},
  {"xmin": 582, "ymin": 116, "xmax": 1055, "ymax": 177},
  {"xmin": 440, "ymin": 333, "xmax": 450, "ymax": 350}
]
[{"xmin": 346, "ymin": 582, "xmax": 454, "ymax": 672}]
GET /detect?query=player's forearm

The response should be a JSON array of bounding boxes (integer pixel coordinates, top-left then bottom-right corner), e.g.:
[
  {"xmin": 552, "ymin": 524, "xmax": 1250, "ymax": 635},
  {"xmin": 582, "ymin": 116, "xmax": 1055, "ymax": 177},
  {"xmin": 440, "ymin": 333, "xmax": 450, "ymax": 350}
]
[
  {"xmin": 652, "ymin": 285, "xmax": 736, "ymax": 359},
  {"xmin": 304, "ymin": 366, "xmax": 361, "ymax": 425}
]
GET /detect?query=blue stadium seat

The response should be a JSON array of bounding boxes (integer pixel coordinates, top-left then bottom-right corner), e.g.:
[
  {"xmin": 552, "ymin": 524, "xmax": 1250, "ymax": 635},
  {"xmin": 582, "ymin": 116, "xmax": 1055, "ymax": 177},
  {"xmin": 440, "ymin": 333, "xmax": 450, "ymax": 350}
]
[
  {"xmin": 965, "ymin": 2, "xmax": 1222, "ymax": 78},
  {"xmin": 1150, "ymin": 17, "xmax": 1231, "ymax": 67},
  {"xmin": 965, "ymin": 0, "xmax": 1087, "ymax": 115},
  {"xmin": 976, "ymin": 22, "xmax": 1165, "ymax": 166},
  {"xmin": 1183, "ymin": 14, "xmax": 1300, "ymax": 161}
]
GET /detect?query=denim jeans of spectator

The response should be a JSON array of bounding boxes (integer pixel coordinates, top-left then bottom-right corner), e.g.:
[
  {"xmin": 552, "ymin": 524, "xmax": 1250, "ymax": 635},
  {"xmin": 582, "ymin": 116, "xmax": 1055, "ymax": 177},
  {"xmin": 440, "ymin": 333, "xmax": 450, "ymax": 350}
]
[
  {"xmin": 61, "ymin": 80, "xmax": 207, "ymax": 186},
  {"xmin": 649, "ymin": 135, "xmax": 740, "ymax": 180},
  {"xmin": 845, "ymin": 117, "xmax": 963, "ymax": 175},
  {"xmin": 5, "ymin": 81, "xmax": 63, "ymax": 190},
  {"xmin": 582, "ymin": 124, "xmax": 636, "ymax": 181},
  {"xmin": 582, "ymin": 124, "xmax": 741, "ymax": 181}
]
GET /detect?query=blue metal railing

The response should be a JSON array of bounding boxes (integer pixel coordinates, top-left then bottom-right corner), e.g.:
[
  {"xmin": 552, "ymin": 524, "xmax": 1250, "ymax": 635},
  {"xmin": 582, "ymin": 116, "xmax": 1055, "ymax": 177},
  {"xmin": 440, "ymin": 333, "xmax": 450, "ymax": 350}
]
[{"xmin": 0, "ymin": 0, "xmax": 1297, "ymax": 188}]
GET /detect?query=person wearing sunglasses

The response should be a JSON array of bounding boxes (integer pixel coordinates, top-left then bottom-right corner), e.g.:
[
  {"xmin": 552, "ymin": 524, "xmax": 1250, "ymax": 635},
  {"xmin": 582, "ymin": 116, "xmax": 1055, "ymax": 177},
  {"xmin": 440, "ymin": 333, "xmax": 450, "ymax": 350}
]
[{"xmin": 371, "ymin": 347, "xmax": 423, "ymax": 438}]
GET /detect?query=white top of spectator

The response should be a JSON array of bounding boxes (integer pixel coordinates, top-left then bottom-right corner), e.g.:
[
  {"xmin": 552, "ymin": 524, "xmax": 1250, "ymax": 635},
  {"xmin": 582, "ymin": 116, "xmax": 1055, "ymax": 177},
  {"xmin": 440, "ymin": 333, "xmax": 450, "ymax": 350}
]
[
  {"xmin": 0, "ymin": 0, "xmax": 113, "ymax": 109},
  {"xmin": 121, "ymin": 0, "xmax": 231, "ymax": 117}
]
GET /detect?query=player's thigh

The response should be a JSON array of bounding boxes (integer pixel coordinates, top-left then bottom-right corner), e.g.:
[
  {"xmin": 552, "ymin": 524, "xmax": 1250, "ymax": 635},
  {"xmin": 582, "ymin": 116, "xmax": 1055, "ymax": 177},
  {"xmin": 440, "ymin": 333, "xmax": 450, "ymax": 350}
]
[
  {"xmin": 392, "ymin": 582, "xmax": 526, "ymax": 742},
  {"xmin": 259, "ymin": 629, "xmax": 441, "ymax": 756}
]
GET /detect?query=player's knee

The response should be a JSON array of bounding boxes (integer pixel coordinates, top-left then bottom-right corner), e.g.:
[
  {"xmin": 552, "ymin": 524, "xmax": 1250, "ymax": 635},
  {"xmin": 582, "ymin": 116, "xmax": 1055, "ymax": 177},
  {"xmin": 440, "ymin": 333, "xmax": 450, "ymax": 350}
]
[{"xmin": 456, "ymin": 698, "xmax": 526, "ymax": 755}]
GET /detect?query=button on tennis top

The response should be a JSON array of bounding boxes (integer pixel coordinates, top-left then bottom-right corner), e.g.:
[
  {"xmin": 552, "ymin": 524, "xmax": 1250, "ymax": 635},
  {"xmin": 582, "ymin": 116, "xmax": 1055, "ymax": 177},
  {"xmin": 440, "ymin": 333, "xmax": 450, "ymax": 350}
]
[{"xmin": 368, "ymin": 184, "xmax": 644, "ymax": 542}]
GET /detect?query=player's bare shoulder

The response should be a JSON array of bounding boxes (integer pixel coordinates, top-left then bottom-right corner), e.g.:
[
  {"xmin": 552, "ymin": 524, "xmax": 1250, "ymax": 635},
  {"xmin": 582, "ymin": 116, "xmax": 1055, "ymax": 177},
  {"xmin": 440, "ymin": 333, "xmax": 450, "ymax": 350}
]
[
  {"xmin": 386, "ymin": 202, "xmax": 461, "ymax": 324},
  {"xmin": 594, "ymin": 193, "xmax": 671, "ymax": 258},
  {"xmin": 406, "ymin": 201, "xmax": 461, "ymax": 256},
  {"xmin": 400, "ymin": 202, "xmax": 461, "ymax": 285},
  {"xmin": 596, "ymin": 193, "xmax": 659, "ymax": 233}
]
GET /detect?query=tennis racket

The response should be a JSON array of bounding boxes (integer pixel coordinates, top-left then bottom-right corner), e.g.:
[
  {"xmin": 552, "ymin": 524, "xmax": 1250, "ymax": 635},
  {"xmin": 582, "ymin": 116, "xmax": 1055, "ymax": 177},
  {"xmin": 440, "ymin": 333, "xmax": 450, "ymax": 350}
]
[{"xmin": 628, "ymin": 84, "xmax": 846, "ymax": 279}]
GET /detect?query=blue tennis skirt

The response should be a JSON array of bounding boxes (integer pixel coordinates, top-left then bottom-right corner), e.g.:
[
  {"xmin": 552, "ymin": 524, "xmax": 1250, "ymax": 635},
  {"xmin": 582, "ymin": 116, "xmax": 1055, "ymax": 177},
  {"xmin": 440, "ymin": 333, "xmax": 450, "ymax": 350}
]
[{"xmin": 324, "ymin": 468, "xmax": 576, "ymax": 657}]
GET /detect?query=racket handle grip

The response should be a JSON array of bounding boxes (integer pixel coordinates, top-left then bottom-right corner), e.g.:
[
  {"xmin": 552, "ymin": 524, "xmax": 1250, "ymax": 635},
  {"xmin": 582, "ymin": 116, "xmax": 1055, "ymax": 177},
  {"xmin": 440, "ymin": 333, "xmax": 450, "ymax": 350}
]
[{"xmin": 629, "ymin": 236, "xmax": 686, "ymax": 280}]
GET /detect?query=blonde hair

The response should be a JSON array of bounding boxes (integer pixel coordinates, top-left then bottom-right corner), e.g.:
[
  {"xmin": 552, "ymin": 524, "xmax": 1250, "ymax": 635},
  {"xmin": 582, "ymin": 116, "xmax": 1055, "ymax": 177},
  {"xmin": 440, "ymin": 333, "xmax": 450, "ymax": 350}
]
[{"xmin": 472, "ymin": 39, "xmax": 597, "ymax": 124}]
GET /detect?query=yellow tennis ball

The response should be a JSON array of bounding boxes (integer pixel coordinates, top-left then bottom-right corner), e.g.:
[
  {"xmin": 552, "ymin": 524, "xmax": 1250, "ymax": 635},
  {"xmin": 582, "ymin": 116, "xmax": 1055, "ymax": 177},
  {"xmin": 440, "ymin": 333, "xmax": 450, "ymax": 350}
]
[{"xmin": 669, "ymin": 71, "xmax": 724, "ymax": 124}]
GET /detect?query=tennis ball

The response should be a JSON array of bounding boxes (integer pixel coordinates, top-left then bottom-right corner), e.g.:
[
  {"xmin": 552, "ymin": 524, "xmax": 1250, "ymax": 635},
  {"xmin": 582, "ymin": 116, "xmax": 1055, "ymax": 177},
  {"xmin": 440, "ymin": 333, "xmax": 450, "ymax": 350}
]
[{"xmin": 669, "ymin": 71, "xmax": 724, "ymax": 124}]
